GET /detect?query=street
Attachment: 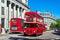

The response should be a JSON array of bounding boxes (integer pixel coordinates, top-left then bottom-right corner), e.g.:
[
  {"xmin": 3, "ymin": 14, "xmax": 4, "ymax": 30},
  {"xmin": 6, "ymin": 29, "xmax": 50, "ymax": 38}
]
[{"xmin": 0, "ymin": 30, "xmax": 60, "ymax": 40}]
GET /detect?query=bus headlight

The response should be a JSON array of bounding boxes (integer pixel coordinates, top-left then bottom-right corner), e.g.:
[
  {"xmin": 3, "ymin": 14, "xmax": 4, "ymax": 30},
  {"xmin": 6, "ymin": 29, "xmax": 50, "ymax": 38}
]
[
  {"xmin": 24, "ymin": 30, "xmax": 26, "ymax": 32},
  {"xmin": 12, "ymin": 27, "xmax": 17, "ymax": 30},
  {"xmin": 34, "ymin": 31, "xmax": 35, "ymax": 32}
]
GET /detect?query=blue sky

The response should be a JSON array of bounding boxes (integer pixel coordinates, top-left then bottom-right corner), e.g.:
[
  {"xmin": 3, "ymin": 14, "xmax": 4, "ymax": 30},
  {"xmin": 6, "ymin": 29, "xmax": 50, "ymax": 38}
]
[{"xmin": 28, "ymin": 0, "xmax": 60, "ymax": 19}]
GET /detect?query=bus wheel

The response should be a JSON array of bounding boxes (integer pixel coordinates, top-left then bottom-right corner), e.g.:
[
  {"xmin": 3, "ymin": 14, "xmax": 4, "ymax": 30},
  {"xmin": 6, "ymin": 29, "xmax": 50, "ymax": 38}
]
[
  {"xmin": 36, "ymin": 33, "xmax": 39, "ymax": 36},
  {"xmin": 40, "ymin": 33, "xmax": 43, "ymax": 35},
  {"xmin": 23, "ymin": 33, "xmax": 26, "ymax": 36},
  {"xmin": 9, "ymin": 32, "xmax": 13, "ymax": 34}
]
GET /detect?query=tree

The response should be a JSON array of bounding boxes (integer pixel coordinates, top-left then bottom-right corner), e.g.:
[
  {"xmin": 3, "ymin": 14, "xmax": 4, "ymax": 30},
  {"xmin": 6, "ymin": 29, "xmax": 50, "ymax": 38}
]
[
  {"xmin": 50, "ymin": 23, "xmax": 56, "ymax": 29},
  {"xmin": 56, "ymin": 19, "xmax": 60, "ymax": 29},
  {"xmin": 56, "ymin": 19, "xmax": 60, "ymax": 23},
  {"xmin": 56, "ymin": 23, "xmax": 60, "ymax": 29},
  {"xmin": 50, "ymin": 19, "xmax": 60, "ymax": 29}
]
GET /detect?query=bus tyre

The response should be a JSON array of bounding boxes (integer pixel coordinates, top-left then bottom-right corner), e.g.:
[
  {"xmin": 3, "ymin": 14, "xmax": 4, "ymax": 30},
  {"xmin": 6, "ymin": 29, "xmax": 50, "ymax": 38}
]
[
  {"xmin": 9, "ymin": 32, "xmax": 12, "ymax": 34},
  {"xmin": 40, "ymin": 33, "xmax": 43, "ymax": 35},
  {"xmin": 39, "ymin": 32, "xmax": 43, "ymax": 35},
  {"xmin": 36, "ymin": 33, "xmax": 39, "ymax": 36},
  {"xmin": 23, "ymin": 33, "xmax": 26, "ymax": 36}
]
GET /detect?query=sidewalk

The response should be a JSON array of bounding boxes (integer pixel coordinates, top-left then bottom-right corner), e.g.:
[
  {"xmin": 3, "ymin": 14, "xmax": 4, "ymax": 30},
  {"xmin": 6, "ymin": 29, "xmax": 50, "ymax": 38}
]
[
  {"xmin": 0, "ymin": 34, "xmax": 7, "ymax": 36},
  {"xmin": 0, "ymin": 34, "xmax": 9, "ymax": 40}
]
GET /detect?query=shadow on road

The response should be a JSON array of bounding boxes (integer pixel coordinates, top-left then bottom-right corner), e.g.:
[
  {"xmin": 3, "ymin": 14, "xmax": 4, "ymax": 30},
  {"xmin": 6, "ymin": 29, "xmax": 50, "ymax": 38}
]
[
  {"xmin": 52, "ymin": 32, "xmax": 60, "ymax": 36},
  {"xmin": 9, "ymin": 37, "xmax": 49, "ymax": 40},
  {"xmin": 9, "ymin": 32, "xmax": 22, "ymax": 34},
  {"xmin": 18, "ymin": 34, "xmax": 41, "ymax": 37}
]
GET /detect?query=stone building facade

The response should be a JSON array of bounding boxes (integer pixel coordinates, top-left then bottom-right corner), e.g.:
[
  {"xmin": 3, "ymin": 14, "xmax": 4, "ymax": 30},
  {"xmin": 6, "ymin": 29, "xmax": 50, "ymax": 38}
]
[
  {"xmin": 0, "ymin": 0, "xmax": 29, "ymax": 34},
  {"xmin": 39, "ymin": 11, "xmax": 56, "ymax": 30}
]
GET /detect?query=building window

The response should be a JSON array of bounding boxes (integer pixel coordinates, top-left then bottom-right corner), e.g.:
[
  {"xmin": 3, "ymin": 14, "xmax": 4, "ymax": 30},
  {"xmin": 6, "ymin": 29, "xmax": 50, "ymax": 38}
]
[
  {"xmin": 1, "ymin": 0, "xmax": 4, "ymax": 3},
  {"xmin": 25, "ymin": 0, "xmax": 28, "ymax": 3},
  {"xmin": 1, "ymin": 7, "xmax": 4, "ymax": 15},
  {"xmin": 1, "ymin": 18, "xmax": 5, "ymax": 28}
]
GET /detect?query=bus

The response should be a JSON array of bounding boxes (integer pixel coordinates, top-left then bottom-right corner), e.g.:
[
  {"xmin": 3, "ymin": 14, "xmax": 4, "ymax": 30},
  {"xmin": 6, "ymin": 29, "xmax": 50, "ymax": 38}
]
[
  {"xmin": 23, "ymin": 12, "xmax": 46, "ymax": 35},
  {"xmin": 10, "ymin": 18, "xmax": 24, "ymax": 33}
]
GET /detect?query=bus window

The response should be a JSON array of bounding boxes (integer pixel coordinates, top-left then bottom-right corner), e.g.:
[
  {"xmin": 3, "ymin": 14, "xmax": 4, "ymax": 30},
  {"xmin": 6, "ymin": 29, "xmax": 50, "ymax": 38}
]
[
  {"xmin": 39, "ymin": 19, "xmax": 42, "ymax": 22},
  {"xmin": 12, "ymin": 19, "xmax": 17, "ymax": 22},
  {"xmin": 30, "ymin": 18, "xmax": 33, "ymax": 21},
  {"xmin": 26, "ymin": 17, "xmax": 33, "ymax": 21},
  {"xmin": 23, "ymin": 23, "xmax": 37, "ymax": 28},
  {"xmin": 11, "ymin": 25, "xmax": 17, "ymax": 30}
]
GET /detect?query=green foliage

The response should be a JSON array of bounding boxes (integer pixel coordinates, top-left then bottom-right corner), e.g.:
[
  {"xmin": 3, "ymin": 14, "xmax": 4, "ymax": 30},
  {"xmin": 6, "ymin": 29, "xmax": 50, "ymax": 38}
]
[
  {"xmin": 56, "ymin": 19, "xmax": 60, "ymax": 23},
  {"xmin": 56, "ymin": 23, "xmax": 60, "ymax": 29},
  {"xmin": 56, "ymin": 19, "xmax": 60, "ymax": 29},
  {"xmin": 50, "ymin": 19, "xmax": 60, "ymax": 29},
  {"xmin": 50, "ymin": 23, "xmax": 56, "ymax": 28}
]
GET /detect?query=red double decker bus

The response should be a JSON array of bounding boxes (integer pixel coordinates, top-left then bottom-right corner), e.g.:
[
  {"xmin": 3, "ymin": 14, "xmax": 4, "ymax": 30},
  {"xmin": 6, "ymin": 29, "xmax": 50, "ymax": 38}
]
[{"xmin": 23, "ymin": 12, "xmax": 46, "ymax": 35}]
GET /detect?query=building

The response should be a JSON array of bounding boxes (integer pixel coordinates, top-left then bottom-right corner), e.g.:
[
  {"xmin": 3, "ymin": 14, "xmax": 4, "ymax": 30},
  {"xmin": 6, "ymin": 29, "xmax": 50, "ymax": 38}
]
[
  {"xmin": 38, "ymin": 11, "xmax": 56, "ymax": 30},
  {"xmin": 0, "ymin": 0, "xmax": 30, "ymax": 34}
]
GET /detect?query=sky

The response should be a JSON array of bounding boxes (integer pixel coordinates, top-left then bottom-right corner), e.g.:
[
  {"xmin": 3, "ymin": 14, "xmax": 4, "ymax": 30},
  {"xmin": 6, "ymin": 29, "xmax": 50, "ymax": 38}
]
[{"xmin": 28, "ymin": 0, "xmax": 60, "ymax": 19}]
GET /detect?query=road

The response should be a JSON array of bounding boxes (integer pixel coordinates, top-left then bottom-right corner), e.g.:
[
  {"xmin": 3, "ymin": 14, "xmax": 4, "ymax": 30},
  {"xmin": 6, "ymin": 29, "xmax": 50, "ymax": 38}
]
[{"xmin": 0, "ymin": 30, "xmax": 60, "ymax": 40}]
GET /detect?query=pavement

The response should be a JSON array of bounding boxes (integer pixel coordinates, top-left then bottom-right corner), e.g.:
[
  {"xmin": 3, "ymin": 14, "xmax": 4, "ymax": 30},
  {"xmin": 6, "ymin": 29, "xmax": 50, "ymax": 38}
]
[{"xmin": 0, "ymin": 30, "xmax": 60, "ymax": 40}]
